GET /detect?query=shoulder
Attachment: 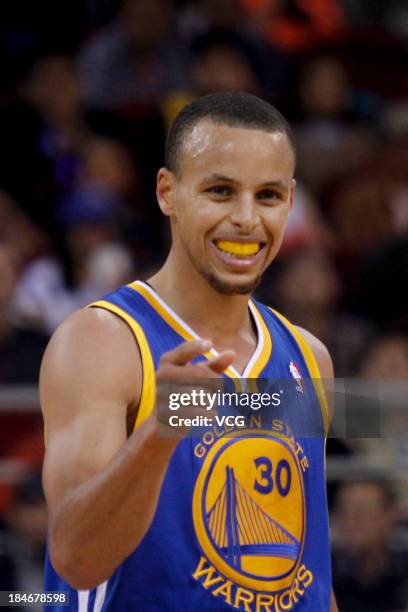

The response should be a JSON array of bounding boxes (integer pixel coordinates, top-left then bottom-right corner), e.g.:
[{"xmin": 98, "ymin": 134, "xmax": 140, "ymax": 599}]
[
  {"xmin": 44, "ymin": 306, "xmax": 139, "ymax": 360},
  {"xmin": 294, "ymin": 326, "xmax": 334, "ymax": 380},
  {"xmin": 40, "ymin": 306, "xmax": 142, "ymax": 411}
]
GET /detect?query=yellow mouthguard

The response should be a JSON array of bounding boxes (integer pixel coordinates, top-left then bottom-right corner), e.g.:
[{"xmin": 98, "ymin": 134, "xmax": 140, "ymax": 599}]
[{"xmin": 216, "ymin": 240, "xmax": 261, "ymax": 256}]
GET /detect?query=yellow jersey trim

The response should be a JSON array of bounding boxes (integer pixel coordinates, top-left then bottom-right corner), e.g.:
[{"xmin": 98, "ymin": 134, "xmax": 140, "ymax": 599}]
[
  {"xmin": 88, "ymin": 300, "xmax": 156, "ymax": 430},
  {"xmin": 269, "ymin": 308, "xmax": 330, "ymax": 435},
  {"xmin": 247, "ymin": 302, "xmax": 272, "ymax": 378}
]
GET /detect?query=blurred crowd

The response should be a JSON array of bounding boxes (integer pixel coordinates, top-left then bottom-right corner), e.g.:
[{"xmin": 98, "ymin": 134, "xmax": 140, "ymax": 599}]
[{"xmin": 1, "ymin": 0, "xmax": 408, "ymax": 609}]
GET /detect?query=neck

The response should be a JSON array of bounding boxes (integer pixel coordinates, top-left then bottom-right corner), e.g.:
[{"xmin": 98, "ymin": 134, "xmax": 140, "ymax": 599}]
[{"xmin": 148, "ymin": 249, "xmax": 253, "ymax": 341}]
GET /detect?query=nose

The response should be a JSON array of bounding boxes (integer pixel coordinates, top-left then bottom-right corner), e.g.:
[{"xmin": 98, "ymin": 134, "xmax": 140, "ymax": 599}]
[{"xmin": 229, "ymin": 193, "xmax": 259, "ymax": 233}]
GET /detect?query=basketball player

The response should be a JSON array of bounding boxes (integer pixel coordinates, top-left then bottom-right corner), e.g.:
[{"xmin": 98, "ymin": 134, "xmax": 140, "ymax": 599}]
[{"xmin": 41, "ymin": 92, "xmax": 338, "ymax": 611}]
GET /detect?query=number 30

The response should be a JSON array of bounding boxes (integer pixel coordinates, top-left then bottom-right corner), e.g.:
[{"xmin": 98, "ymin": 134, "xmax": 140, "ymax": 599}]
[{"xmin": 254, "ymin": 456, "xmax": 291, "ymax": 496}]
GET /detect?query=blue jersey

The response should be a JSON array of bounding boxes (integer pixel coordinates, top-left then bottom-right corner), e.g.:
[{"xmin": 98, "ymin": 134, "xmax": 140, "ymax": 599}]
[{"xmin": 44, "ymin": 280, "xmax": 332, "ymax": 611}]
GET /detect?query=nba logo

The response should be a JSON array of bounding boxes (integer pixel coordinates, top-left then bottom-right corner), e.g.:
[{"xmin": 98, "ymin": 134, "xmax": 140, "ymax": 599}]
[{"xmin": 289, "ymin": 360, "xmax": 304, "ymax": 394}]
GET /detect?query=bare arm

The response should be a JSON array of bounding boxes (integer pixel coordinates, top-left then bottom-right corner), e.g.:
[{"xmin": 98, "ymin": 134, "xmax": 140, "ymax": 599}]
[
  {"xmin": 42, "ymin": 308, "xmax": 234, "ymax": 589},
  {"xmin": 330, "ymin": 590, "xmax": 339, "ymax": 611}
]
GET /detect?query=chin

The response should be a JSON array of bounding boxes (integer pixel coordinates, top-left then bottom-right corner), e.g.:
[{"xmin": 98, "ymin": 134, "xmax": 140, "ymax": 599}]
[{"xmin": 204, "ymin": 271, "xmax": 262, "ymax": 296}]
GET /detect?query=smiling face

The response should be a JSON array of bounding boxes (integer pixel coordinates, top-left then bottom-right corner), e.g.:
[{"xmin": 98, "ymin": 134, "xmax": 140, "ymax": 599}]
[{"xmin": 157, "ymin": 119, "xmax": 295, "ymax": 295}]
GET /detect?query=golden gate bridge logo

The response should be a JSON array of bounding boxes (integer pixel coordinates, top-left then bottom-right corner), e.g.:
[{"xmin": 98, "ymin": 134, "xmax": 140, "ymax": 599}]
[
  {"xmin": 193, "ymin": 434, "xmax": 305, "ymax": 591},
  {"xmin": 206, "ymin": 465, "xmax": 300, "ymax": 572}
]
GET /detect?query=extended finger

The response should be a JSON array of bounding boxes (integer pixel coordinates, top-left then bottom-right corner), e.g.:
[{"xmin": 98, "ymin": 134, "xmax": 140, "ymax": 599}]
[
  {"xmin": 160, "ymin": 339, "xmax": 212, "ymax": 366},
  {"xmin": 206, "ymin": 350, "xmax": 236, "ymax": 375}
]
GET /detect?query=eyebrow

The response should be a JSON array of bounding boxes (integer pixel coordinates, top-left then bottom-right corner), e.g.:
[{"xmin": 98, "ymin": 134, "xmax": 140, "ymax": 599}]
[
  {"xmin": 202, "ymin": 173, "xmax": 236, "ymax": 183},
  {"xmin": 202, "ymin": 174, "xmax": 290, "ymax": 190}
]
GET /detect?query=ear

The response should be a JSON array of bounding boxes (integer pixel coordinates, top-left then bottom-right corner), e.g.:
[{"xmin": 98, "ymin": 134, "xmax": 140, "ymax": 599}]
[
  {"xmin": 156, "ymin": 167, "xmax": 177, "ymax": 216},
  {"xmin": 289, "ymin": 179, "xmax": 296, "ymax": 209}
]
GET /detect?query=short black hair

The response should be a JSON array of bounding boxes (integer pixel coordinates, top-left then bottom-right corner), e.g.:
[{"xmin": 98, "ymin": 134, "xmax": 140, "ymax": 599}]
[{"xmin": 165, "ymin": 91, "xmax": 295, "ymax": 176}]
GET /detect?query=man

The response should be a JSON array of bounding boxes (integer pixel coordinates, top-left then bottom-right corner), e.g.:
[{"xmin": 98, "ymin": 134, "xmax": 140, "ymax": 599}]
[
  {"xmin": 78, "ymin": 0, "xmax": 188, "ymax": 110},
  {"xmin": 0, "ymin": 241, "xmax": 49, "ymax": 383},
  {"xmin": 332, "ymin": 479, "xmax": 408, "ymax": 612},
  {"xmin": 41, "ymin": 92, "xmax": 337, "ymax": 610}
]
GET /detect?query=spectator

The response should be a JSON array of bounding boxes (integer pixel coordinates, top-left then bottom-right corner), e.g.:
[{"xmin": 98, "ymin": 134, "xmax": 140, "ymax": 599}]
[
  {"xmin": 78, "ymin": 0, "xmax": 188, "ymax": 112},
  {"xmin": 2, "ymin": 471, "xmax": 47, "ymax": 606},
  {"xmin": 179, "ymin": 0, "xmax": 289, "ymax": 100},
  {"xmin": 329, "ymin": 176, "xmax": 406, "ymax": 259},
  {"xmin": 162, "ymin": 32, "xmax": 263, "ymax": 126},
  {"xmin": 0, "ymin": 54, "xmax": 91, "ymax": 234},
  {"xmin": 0, "ymin": 241, "xmax": 48, "ymax": 383},
  {"xmin": 350, "ymin": 232, "xmax": 408, "ymax": 327},
  {"xmin": 346, "ymin": 330, "xmax": 408, "ymax": 501},
  {"xmin": 181, "ymin": 0, "xmax": 245, "ymax": 35},
  {"xmin": 80, "ymin": 137, "xmax": 138, "ymax": 198},
  {"xmin": 242, "ymin": 0, "xmax": 346, "ymax": 53},
  {"xmin": 77, "ymin": 137, "xmax": 161, "ymax": 256},
  {"xmin": 0, "ymin": 191, "xmax": 45, "ymax": 262},
  {"xmin": 261, "ymin": 247, "xmax": 372, "ymax": 376},
  {"xmin": 13, "ymin": 193, "xmax": 135, "ymax": 334},
  {"xmin": 332, "ymin": 479, "xmax": 408, "ymax": 611},
  {"xmin": 359, "ymin": 331, "xmax": 408, "ymax": 379},
  {"xmin": 191, "ymin": 31, "xmax": 261, "ymax": 97},
  {"xmin": 292, "ymin": 55, "xmax": 376, "ymax": 192}
]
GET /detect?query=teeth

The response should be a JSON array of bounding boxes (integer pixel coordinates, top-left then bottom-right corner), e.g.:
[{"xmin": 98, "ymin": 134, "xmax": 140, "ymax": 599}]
[{"xmin": 215, "ymin": 240, "xmax": 261, "ymax": 256}]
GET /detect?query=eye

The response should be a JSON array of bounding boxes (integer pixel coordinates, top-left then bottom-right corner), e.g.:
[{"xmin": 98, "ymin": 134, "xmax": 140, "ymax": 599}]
[
  {"xmin": 257, "ymin": 188, "xmax": 283, "ymax": 202},
  {"xmin": 205, "ymin": 185, "xmax": 232, "ymax": 197}
]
